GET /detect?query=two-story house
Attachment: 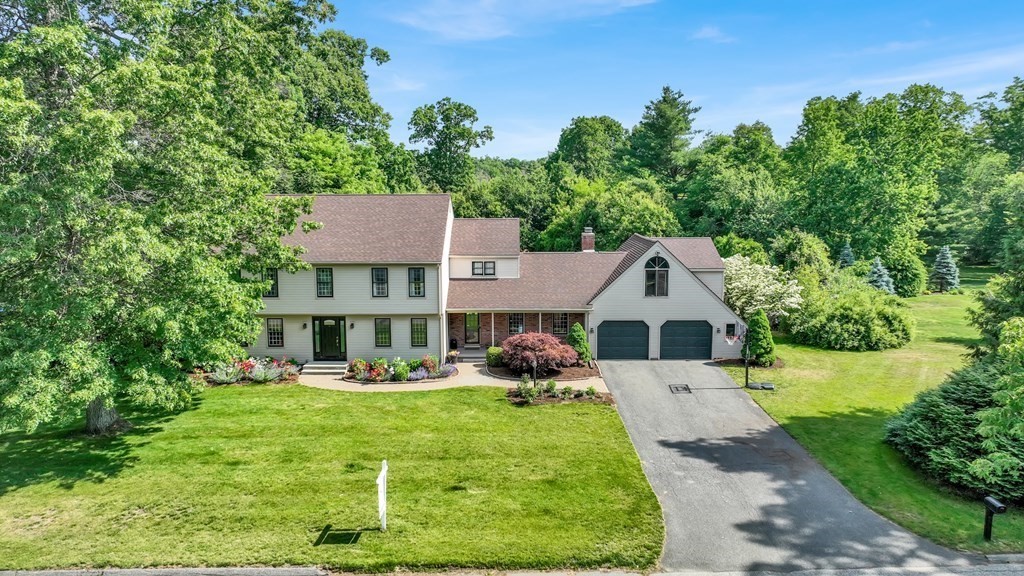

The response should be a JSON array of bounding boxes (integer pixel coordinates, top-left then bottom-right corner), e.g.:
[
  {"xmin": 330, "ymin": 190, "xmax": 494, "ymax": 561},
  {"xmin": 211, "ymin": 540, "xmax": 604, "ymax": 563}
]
[{"xmin": 245, "ymin": 194, "xmax": 745, "ymax": 365}]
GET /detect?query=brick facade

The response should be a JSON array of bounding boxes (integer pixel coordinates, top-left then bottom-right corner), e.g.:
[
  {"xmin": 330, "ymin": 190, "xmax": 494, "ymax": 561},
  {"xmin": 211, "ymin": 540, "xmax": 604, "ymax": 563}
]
[{"xmin": 447, "ymin": 312, "xmax": 587, "ymax": 349}]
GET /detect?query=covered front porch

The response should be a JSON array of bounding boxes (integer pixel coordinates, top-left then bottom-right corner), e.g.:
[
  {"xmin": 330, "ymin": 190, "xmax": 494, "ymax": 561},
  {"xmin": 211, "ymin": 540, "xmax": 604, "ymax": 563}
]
[{"xmin": 446, "ymin": 311, "xmax": 588, "ymax": 351}]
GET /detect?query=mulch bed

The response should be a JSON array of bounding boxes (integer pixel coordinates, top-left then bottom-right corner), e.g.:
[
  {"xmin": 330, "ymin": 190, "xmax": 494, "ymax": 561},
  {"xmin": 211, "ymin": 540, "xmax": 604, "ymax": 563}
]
[
  {"xmin": 487, "ymin": 364, "xmax": 601, "ymax": 381},
  {"xmin": 506, "ymin": 389, "xmax": 615, "ymax": 406},
  {"xmin": 199, "ymin": 373, "xmax": 300, "ymax": 386},
  {"xmin": 715, "ymin": 357, "xmax": 786, "ymax": 369}
]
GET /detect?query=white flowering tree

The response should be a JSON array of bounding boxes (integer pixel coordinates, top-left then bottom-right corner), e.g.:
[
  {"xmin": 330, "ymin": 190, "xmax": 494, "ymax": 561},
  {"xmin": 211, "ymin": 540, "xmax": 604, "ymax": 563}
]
[{"xmin": 723, "ymin": 255, "xmax": 803, "ymax": 322}]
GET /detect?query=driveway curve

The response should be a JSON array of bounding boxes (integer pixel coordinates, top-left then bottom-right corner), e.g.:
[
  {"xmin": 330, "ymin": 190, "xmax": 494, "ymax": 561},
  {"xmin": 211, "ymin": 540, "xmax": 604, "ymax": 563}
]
[{"xmin": 601, "ymin": 360, "xmax": 971, "ymax": 573}]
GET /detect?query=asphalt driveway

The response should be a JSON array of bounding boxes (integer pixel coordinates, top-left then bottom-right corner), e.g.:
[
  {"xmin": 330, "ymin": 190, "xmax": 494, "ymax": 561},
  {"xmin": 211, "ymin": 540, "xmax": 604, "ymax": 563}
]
[{"xmin": 601, "ymin": 360, "xmax": 972, "ymax": 573}]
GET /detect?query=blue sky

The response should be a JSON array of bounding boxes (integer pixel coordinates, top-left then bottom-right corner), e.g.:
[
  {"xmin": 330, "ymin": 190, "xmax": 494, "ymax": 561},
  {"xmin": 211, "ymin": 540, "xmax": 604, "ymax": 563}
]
[{"xmin": 332, "ymin": 1, "xmax": 1024, "ymax": 159}]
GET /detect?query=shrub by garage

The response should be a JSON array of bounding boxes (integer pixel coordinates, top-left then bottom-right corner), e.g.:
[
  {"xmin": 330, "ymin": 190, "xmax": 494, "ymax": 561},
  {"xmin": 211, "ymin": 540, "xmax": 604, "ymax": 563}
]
[{"xmin": 501, "ymin": 332, "xmax": 578, "ymax": 376}]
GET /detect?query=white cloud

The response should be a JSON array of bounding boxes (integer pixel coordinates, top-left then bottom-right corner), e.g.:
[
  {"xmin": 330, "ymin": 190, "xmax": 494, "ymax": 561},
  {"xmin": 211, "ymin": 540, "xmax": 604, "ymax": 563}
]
[
  {"xmin": 690, "ymin": 25, "xmax": 735, "ymax": 44},
  {"xmin": 393, "ymin": 0, "xmax": 656, "ymax": 42},
  {"xmin": 850, "ymin": 44, "xmax": 1024, "ymax": 87},
  {"xmin": 376, "ymin": 73, "xmax": 427, "ymax": 93}
]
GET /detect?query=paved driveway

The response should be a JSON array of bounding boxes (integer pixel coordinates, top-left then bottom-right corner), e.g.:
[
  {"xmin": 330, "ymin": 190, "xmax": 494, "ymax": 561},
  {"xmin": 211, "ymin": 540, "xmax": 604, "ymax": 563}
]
[{"xmin": 601, "ymin": 360, "xmax": 972, "ymax": 573}]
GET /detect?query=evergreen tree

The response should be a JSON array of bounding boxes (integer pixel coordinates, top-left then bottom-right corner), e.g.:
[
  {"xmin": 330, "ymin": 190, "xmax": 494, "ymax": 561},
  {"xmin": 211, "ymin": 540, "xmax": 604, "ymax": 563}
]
[
  {"xmin": 839, "ymin": 241, "xmax": 856, "ymax": 268},
  {"xmin": 745, "ymin": 309, "xmax": 776, "ymax": 367},
  {"xmin": 868, "ymin": 257, "xmax": 896, "ymax": 294},
  {"xmin": 566, "ymin": 322, "xmax": 592, "ymax": 364},
  {"xmin": 930, "ymin": 246, "xmax": 961, "ymax": 292}
]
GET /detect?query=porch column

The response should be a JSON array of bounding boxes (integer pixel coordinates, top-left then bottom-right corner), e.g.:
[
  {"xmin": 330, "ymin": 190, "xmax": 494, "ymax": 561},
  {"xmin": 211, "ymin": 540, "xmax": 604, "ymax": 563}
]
[
  {"xmin": 491, "ymin": 312, "xmax": 495, "ymax": 346},
  {"xmin": 538, "ymin": 312, "xmax": 542, "ymax": 333}
]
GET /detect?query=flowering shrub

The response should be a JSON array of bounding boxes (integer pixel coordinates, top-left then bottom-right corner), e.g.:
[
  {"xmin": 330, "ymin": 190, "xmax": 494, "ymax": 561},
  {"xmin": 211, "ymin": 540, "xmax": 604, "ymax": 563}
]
[
  {"xmin": 208, "ymin": 357, "xmax": 296, "ymax": 384},
  {"xmin": 392, "ymin": 358, "xmax": 410, "ymax": 381},
  {"xmin": 421, "ymin": 354, "xmax": 439, "ymax": 374},
  {"xmin": 501, "ymin": 332, "xmax": 578, "ymax": 376},
  {"xmin": 347, "ymin": 356, "xmax": 456, "ymax": 382},
  {"xmin": 350, "ymin": 358, "xmax": 369, "ymax": 380}
]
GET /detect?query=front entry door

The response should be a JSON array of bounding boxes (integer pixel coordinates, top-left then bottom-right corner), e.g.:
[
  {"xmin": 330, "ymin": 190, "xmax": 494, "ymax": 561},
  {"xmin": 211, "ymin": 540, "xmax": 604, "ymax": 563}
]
[
  {"xmin": 313, "ymin": 316, "xmax": 346, "ymax": 360},
  {"xmin": 465, "ymin": 313, "xmax": 480, "ymax": 345}
]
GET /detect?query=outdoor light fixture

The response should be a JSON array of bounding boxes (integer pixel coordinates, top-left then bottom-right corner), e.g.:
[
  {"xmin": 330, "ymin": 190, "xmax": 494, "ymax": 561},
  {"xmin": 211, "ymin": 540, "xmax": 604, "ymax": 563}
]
[
  {"xmin": 589, "ymin": 327, "xmax": 595, "ymax": 334},
  {"xmin": 350, "ymin": 322, "xmax": 355, "ymax": 329},
  {"xmin": 302, "ymin": 322, "xmax": 308, "ymax": 330}
]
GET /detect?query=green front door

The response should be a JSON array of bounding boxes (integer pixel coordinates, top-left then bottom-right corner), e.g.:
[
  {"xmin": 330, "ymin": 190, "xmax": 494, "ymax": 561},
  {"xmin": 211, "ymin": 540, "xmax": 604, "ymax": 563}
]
[
  {"xmin": 465, "ymin": 313, "xmax": 480, "ymax": 345},
  {"xmin": 313, "ymin": 316, "xmax": 345, "ymax": 360}
]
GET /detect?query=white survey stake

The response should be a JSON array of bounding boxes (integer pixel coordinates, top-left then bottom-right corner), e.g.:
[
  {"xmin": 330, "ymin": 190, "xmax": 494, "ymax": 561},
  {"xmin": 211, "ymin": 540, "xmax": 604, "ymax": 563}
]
[{"xmin": 376, "ymin": 459, "xmax": 388, "ymax": 531}]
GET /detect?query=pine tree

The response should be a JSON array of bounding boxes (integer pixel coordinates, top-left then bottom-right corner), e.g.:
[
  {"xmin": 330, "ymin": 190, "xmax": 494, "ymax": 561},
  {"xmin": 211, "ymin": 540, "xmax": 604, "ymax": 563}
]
[
  {"xmin": 868, "ymin": 257, "xmax": 896, "ymax": 294},
  {"xmin": 745, "ymin": 309, "xmax": 776, "ymax": 367},
  {"xmin": 839, "ymin": 241, "xmax": 855, "ymax": 268},
  {"xmin": 930, "ymin": 245, "xmax": 961, "ymax": 292}
]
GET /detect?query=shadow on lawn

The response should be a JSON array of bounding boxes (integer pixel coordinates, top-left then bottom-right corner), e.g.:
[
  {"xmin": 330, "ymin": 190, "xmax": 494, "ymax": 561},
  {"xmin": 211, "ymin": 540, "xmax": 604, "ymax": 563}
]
[
  {"xmin": 314, "ymin": 524, "xmax": 378, "ymax": 546},
  {"xmin": 656, "ymin": 406, "xmax": 967, "ymax": 573},
  {"xmin": 0, "ymin": 402, "xmax": 199, "ymax": 497}
]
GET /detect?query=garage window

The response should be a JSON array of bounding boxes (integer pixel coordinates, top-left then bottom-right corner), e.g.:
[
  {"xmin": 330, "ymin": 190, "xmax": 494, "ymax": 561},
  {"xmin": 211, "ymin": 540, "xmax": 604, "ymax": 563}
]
[{"xmin": 645, "ymin": 256, "xmax": 669, "ymax": 297}]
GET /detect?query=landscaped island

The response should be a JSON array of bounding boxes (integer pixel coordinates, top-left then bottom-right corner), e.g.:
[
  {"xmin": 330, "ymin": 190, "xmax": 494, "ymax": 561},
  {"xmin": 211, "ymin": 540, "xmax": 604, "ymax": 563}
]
[
  {"xmin": 724, "ymin": 268, "xmax": 1024, "ymax": 552},
  {"xmin": 0, "ymin": 385, "xmax": 663, "ymax": 570}
]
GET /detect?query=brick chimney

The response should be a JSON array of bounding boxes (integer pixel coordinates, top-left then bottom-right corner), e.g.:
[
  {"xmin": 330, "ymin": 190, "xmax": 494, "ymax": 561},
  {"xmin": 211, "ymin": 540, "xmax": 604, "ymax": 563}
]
[{"xmin": 581, "ymin": 227, "xmax": 595, "ymax": 252}]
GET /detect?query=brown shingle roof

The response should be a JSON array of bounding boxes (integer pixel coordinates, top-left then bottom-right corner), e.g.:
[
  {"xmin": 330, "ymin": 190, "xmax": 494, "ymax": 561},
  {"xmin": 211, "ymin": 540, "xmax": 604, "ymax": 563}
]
[
  {"xmin": 450, "ymin": 218, "xmax": 521, "ymax": 256},
  {"xmin": 651, "ymin": 237, "xmax": 724, "ymax": 270},
  {"xmin": 278, "ymin": 194, "xmax": 451, "ymax": 263},
  {"xmin": 447, "ymin": 252, "xmax": 626, "ymax": 310},
  {"xmin": 590, "ymin": 234, "xmax": 723, "ymax": 300}
]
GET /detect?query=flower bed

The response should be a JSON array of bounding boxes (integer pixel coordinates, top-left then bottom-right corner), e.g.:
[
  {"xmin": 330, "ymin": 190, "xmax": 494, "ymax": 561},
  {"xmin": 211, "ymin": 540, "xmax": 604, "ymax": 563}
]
[
  {"xmin": 345, "ymin": 355, "xmax": 458, "ymax": 383},
  {"xmin": 204, "ymin": 357, "xmax": 300, "ymax": 385},
  {"xmin": 507, "ymin": 377, "xmax": 613, "ymax": 406}
]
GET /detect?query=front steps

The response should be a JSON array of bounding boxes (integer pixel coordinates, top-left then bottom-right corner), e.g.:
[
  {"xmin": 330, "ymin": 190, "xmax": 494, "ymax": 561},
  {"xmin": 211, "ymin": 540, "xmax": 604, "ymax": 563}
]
[{"xmin": 301, "ymin": 362, "xmax": 348, "ymax": 376}]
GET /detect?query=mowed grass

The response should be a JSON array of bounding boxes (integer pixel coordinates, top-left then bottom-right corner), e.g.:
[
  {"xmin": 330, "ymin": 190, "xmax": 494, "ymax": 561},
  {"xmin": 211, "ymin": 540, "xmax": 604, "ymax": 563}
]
[
  {"xmin": 724, "ymin": 266, "xmax": 1024, "ymax": 553},
  {"xmin": 0, "ymin": 386, "xmax": 663, "ymax": 570}
]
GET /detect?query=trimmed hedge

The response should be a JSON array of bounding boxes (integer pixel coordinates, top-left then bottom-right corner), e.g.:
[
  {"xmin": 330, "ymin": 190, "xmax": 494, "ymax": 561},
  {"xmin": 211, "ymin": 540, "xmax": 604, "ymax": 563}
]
[
  {"xmin": 486, "ymin": 346, "xmax": 503, "ymax": 367},
  {"xmin": 745, "ymin": 309, "xmax": 776, "ymax": 367}
]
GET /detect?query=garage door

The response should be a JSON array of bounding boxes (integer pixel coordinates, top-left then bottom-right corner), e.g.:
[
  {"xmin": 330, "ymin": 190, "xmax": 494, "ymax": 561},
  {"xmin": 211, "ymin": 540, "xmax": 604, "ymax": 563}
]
[
  {"xmin": 660, "ymin": 321, "xmax": 713, "ymax": 360},
  {"xmin": 598, "ymin": 321, "xmax": 649, "ymax": 359}
]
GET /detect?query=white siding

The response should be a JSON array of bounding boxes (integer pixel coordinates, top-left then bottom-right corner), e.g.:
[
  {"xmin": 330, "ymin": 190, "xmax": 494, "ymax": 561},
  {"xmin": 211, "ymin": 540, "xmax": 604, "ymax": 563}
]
[
  {"xmin": 694, "ymin": 271, "xmax": 725, "ymax": 299},
  {"xmin": 245, "ymin": 315, "xmax": 314, "ymax": 363},
  {"xmin": 345, "ymin": 315, "xmax": 442, "ymax": 363},
  {"xmin": 245, "ymin": 314, "xmax": 443, "ymax": 364},
  {"xmin": 448, "ymin": 256, "xmax": 519, "ymax": 278},
  {"xmin": 589, "ymin": 243, "xmax": 744, "ymax": 360},
  {"xmin": 261, "ymin": 264, "xmax": 440, "ymax": 316},
  {"xmin": 439, "ymin": 206, "xmax": 453, "ymax": 358}
]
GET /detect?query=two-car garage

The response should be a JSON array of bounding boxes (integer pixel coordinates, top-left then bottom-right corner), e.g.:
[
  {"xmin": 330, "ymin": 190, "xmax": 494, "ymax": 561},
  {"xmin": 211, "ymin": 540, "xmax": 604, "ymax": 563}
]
[{"xmin": 597, "ymin": 320, "xmax": 713, "ymax": 360}]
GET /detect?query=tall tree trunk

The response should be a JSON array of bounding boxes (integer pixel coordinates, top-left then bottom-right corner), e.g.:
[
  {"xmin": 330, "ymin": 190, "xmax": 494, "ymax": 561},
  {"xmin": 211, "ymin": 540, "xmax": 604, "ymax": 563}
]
[{"xmin": 86, "ymin": 396, "xmax": 130, "ymax": 435}]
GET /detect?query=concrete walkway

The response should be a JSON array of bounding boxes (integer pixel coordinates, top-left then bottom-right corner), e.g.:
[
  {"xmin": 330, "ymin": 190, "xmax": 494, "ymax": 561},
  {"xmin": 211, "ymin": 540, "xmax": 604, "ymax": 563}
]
[
  {"xmin": 300, "ymin": 361, "xmax": 607, "ymax": 393},
  {"xmin": 601, "ymin": 360, "xmax": 971, "ymax": 574}
]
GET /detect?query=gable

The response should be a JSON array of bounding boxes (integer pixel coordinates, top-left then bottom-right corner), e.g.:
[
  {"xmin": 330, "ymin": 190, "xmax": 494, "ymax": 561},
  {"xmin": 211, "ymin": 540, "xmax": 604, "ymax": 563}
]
[{"xmin": 590, "ymin": 241, "xmax": 743, "ymax": 325}]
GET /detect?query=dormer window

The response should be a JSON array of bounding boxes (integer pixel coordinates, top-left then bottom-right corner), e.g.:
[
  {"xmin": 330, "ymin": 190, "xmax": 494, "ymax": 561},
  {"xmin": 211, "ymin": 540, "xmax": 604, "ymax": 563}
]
[
  {"xmin": 472, "ymin": 261, "xmax": 495, "ymax": 276},
  {"xmin": 645, "ymin": 256, "xmax": 669, "ymax": 297}
]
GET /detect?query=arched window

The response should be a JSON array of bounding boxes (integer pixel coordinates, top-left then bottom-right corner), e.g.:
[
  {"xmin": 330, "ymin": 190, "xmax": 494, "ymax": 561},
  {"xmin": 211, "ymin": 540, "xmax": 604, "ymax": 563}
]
[{"xmin": 645, "ymin": 256, "xmax": 669, "ymax": 297}]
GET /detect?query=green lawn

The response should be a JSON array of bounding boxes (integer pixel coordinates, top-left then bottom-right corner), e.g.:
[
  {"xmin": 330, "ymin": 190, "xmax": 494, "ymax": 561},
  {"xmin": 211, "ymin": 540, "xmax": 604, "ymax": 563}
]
[
  {"xmin": 724, "ymin": 266, "xmax": 1024, "ymax": 553},
  {"xmin": 0, "ymin": 386, "xmax": 662, "ymax": 570}
]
